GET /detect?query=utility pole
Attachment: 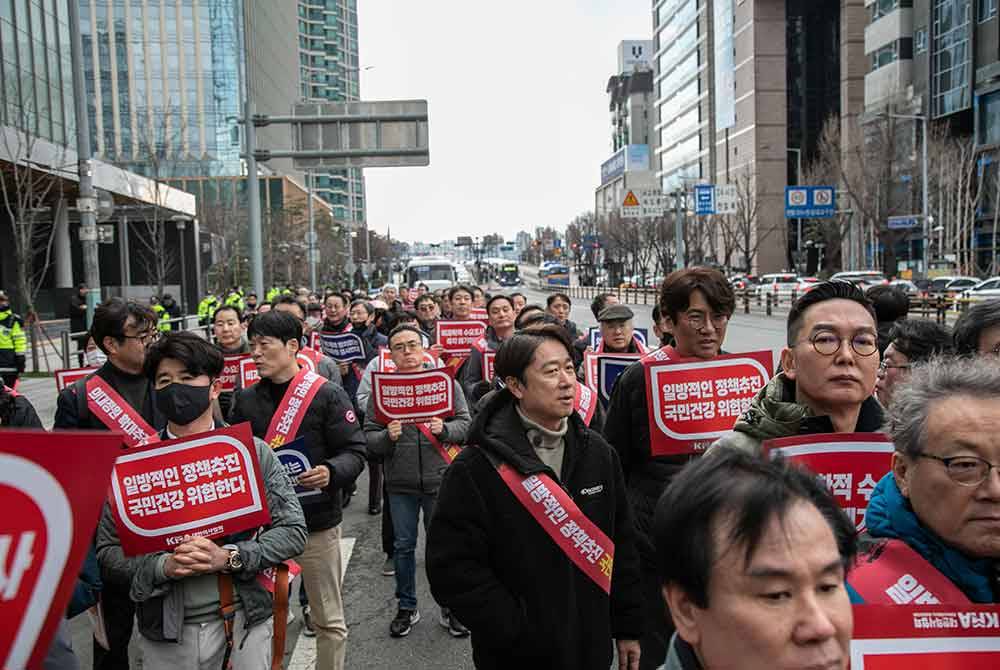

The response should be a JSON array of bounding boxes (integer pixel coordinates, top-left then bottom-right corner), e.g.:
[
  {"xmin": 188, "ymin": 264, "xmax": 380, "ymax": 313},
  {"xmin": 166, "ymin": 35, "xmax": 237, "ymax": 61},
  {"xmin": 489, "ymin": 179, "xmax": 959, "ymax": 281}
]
[
  {"xmin": 242, "ymin": 1, "xmax": 264, "ymax": 298},
  {"xmin": 886, "ymin": 112, "xmax": 930, "ymax": 276},
  {"xmin": 306, "ymin": 171, "xmax": 317, "ymax": 291},
  {"xmin": 67, "ymin": 0, "xmax": 100, "ymax": 324},
  {"xmin": 673, "ymin": 189, "xmax": 686, "ymax": 270}
]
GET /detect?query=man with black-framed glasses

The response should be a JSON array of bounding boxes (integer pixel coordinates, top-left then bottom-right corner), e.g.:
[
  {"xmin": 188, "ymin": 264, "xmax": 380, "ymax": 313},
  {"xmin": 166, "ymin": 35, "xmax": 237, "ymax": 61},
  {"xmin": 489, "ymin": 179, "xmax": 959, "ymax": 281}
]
[
  {"xmin": 875, "ymin": 318, "xmax": 952, "ymax": 408},
  {"xmin": 55, "ymin": 297, "xmax": 168, "ymax": 670},
  {"xmin": 848, "ymin": 356, "xmax": 1000, "ymax": 604},
  {"xmin": 712, "ymin": 280, "xmax": 883, "ymax": 455}
]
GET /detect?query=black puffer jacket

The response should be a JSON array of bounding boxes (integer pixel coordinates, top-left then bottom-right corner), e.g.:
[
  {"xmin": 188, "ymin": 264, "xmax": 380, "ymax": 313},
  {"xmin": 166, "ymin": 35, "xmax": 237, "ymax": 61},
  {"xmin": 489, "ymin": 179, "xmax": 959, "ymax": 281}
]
[
  {"xmin": 0, "ymin": 388, "xmax": 42, "ymax": 428},
  {"xmin": 229, "ymin": 376, "xmax": 367, "ymax": 532},
  {"xmin": 602, "ymin": 355, "xmax": 697, "ymax": 569},
  {"xmin": 427, "ymin": 390, "xmax": 642, "ymax": 670}
]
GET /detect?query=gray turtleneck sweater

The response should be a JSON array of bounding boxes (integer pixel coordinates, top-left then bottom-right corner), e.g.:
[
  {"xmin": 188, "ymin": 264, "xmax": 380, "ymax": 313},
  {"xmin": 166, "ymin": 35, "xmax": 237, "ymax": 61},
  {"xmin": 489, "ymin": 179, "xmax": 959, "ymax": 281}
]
[{"xmin": 516, "ymin": 405, "xmax": 568, "ymax": 479}]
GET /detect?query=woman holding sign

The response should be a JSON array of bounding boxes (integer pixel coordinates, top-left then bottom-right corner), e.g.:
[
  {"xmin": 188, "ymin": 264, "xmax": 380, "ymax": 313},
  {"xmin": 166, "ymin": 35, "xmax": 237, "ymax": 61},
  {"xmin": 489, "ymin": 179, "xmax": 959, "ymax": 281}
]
[
  {"xmin": 365, "ymin": 324, "xmax": 472, "ymax": 638},
  {"xmin": 426, "ymin": 323, "xmax": 642, "ymax": 670}
]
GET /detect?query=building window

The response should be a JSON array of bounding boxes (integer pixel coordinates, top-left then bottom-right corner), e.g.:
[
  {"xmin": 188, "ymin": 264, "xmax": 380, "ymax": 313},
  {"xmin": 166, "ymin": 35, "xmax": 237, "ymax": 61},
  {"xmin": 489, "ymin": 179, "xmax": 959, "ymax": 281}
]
[
  {"xmin": 979, "ymin": 90, "xmax": 1000, "ymax": 145},
  {"xmin": 932, "ymin": 0, "xmax": 973, "ymax": 118},
  {"xmin": 980, "ymin": 0, "xmax": 998, "ymax": 20},
  {"xmin": 871, "ymin": 43, "xmax": 898, "ymax": 70},
  {"xmin": 915, "ymin": 27, "xmax": 928, "ymax": 53}
]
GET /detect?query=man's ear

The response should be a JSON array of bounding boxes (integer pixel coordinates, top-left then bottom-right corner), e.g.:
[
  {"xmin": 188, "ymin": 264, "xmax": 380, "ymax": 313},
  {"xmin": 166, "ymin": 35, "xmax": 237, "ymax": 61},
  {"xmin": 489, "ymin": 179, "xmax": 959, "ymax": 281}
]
[
  {"xmin": 663, "ymin": 583, "xmax": 702, "ymax": 649},
  {"xmin": 892, "ymin": 451, "xmax": 913, "ymax": 499},
  {"xmin": 505, "ymin": 376, "xmax": 525, "ymax": 400},
  {"xmin": 103, "ymin": 336, "xmax": 119, "ymax": 358},
  {"xmin": 209, "ymin": 378, "xmax": 223, "ymax": 402},
  {"xmin": 780, "ymin": 347, "xmax": 796, "ymax": 381}
]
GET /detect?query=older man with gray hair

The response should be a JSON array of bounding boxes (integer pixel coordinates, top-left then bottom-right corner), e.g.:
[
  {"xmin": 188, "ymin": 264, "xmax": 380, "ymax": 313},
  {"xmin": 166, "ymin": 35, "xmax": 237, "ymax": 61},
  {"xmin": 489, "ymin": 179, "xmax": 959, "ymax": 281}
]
[{"xmin": 848, "ymin": 356, "xmax": 1000, "ymax": 604}]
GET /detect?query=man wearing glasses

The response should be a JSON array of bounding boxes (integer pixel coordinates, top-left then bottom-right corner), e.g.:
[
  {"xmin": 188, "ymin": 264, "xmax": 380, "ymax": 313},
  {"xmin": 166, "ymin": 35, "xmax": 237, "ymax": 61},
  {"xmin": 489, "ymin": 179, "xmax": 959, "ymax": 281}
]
[
  {"xmin": 602, "ymin": 267, "xmax": 736, "ymax": 670},
  {"xmin": 849, "ymin": 356, "xmax": 1000, "ymax": 605},
  {"xmin": 55, "ymin": 297, "xmax": 167, "ymax": 670},
  {"xmin": 713, "ymin": 280, "xmax": 883, "ymax": 455}
]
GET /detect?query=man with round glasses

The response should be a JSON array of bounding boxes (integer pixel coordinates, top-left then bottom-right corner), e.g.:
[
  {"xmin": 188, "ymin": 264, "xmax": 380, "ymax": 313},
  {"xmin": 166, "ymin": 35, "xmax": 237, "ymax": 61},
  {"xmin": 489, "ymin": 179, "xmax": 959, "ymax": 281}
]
[
  {"xmin": 848, "ymin": 356, "xmax": 1000, "ymax": 604},
  {"xmin": 713, "ymin": 280, "xmax": 883, "ymax": 455}
]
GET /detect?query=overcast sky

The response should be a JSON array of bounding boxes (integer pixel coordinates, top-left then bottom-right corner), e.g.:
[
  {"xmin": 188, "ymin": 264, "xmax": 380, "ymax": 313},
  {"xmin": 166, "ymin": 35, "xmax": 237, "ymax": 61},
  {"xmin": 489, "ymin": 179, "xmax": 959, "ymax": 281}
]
[{"xmin": 357, "ymin": 1, "xmax": 652, "ymax": 244}]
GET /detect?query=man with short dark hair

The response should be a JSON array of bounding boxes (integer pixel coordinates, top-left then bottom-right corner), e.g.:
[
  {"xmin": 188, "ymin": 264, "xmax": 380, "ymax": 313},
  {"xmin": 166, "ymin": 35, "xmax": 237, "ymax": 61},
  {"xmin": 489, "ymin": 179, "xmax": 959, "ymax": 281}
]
[
  {"xmin": 229, "ymin": 311, "xmax": 366, "ymax": 670},
  {"xmin": 866, "ymin": 285, "xmax": 910, "ymax": 355},
  {"xmin": 461, "ymin": 294, "xmax": 516, "ymax": 405},
  {"xmin": 365, "ymin": 325, "xmax": 471, "ymax": 638},
  {"xmin": 651, "ymin": 305, "xmax": 673, "ymax": 348},
  {"xmin": 510, "ymin": 292, "xmax": 527, "ymax": 315},
  {"xmin": 55, "ymin": 297, "xmax": 167, "ymax": 670},
  {"xmin": 414, "ymin": 294, "xmax": 439, "ymax": 336},
  {"xmin": 603, "ymin": 266, "xmax": 735, "ymax": 669},
  {"xmin": 712, "ymin": 280, "xmax": 883, "ymax": 455},
  {"xmin": 654, "ymin": 448, "xmax": 856, "ymax": 669},
  {"xmin": 96, "ymin": 332, "xmax": 307, "ymax": 669},
  {"xmin": 875, "ymin": 319, "xmax": 952, "ymax": 407},
  {"xmin": 953, "ymin": 299, "xmax": 1000, "ymax": 357},
  {"xmin": 427, "ymin": 324, "xmax": 642, "ymax": 670},
  {"xmin": 323, "ymin": 293, "xmax": 351, "ymax": 334},
  {"xmin": 546, "ymin": 292, "xmax": 579, "ymax": 340},
  {"xmin": 271, "ymin": 296, "xmax": 343, "ymax": 387},
  {"xmin": 350, "ymin": 299, "xmax": 387, "ymax": 361}
]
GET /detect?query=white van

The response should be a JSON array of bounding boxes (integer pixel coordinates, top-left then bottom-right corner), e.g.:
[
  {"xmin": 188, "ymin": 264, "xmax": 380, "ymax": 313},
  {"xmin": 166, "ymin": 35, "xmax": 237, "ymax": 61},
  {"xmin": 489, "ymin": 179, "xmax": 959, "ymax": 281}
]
[{"xmin": 404, "ymin": 257, "xmax": 458, "ymax": 292}]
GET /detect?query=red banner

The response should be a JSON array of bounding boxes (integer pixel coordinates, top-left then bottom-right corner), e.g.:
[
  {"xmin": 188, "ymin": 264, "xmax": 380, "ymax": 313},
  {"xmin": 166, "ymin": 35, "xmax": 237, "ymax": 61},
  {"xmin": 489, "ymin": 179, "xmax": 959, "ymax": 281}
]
[
  {"xmin": 763, "ymin": 433, "xmax": 894, "ymax": 531},
  {"xmin": 371, "ymin": 370, "xmax": 455, "ymax": 424},
  {"xmin": 220, "ymin": 355, "xmax": 251, "ymax": 392},
  {"xmin": 483, "ymin": 351, "xmax": 496, "ymax": 382},
  {"xmin": 0, "ymin": 431, "xmax": 122, "ymax": 669},
  {"xmin": 850, "ymin": 605, "xmax": 1000, "ymax": 668},
  {"xmin": 645, "ymin": 350, "xmax": 773, "ymax": 456},
  {"xmin": 54, "ymin": 366, "xmax": 98, "ymax": 392},
  {"xmin": 108, "ymin": 423, "xmax": 271, "ymax": 555},
  {"xmin": 435, "ymin": 320, "xmax": 487, "ymax": 358}
]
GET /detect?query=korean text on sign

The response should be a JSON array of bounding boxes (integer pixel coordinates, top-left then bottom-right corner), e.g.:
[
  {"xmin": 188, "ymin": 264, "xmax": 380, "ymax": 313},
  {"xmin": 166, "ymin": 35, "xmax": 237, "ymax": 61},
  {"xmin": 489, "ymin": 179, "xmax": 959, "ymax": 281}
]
[
  {"xmin": 372, "ymin": 370, "xmax": 454, "ymax": 424},
  {"xmin": 109, "ymin": 423, "xmax": 270, "ymax": 555},
  {"xmin": 645, "ymin": 351, "xmax": 773, "ymax": 457}
]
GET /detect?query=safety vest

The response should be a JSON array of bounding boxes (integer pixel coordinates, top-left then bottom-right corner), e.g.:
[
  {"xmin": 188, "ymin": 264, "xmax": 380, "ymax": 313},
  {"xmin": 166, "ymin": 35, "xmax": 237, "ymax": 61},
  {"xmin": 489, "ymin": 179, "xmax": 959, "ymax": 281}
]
[
  {"xmin": 198, "ymin": 295, "xmax": 219, "ymax": 323},
  {"xmin": 0, "ymin": 309, "xmax": 26, "ymax": 373},
  {"xmin": 225, "ymin": 292, "xmax": 245, "ymax": 313},
  {"xmin": 266, "ymin": 287, "xmax": 281, "ymax": 303},
  {"xmin": 152, "ymin": 304, "xmax": 170, "ymax": 332}
]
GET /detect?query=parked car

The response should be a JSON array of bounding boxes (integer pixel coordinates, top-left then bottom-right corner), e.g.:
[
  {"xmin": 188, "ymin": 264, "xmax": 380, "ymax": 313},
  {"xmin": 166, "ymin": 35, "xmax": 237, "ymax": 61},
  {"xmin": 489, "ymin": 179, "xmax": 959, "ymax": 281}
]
[
  {"xmin": 755, "ymin": 273, "xmax": 802, "ymax": 299},
  {"xmin": 830, "ymin": 271, "xmax": 888, "ymax": 289},
  {"xmin": 962, "ymin": 277, "xmax": 1000, "ymax": 301},
  {"xmin": 728, "ymin": 274, "xmax": 760, "ymax": 292},
  {"xmin": 927, "ymin": 276, "xmax": 978, "ymax": 295},
  {"xmin": 888, "ymin": 279, "xmax": 920, "ymax": 298}
]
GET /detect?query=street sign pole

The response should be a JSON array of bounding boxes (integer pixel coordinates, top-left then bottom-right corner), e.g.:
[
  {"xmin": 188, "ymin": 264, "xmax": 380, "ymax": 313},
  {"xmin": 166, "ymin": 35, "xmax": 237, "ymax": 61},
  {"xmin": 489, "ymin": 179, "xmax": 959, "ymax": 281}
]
[
  {"xmin": 674, "ymin": 190, "xmax": 685, "ymax": 270},
  {"xmin": 67, "ymin": 0, "xmax": 100, "ymax": 324},
  {"xmin": 307, "ymin": 170, "xmax": 317, "ymax": 291}
]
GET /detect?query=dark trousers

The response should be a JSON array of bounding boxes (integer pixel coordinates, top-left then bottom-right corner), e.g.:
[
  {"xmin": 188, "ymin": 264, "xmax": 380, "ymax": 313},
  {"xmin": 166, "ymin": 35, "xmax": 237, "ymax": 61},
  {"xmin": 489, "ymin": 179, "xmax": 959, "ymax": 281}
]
[
  {"xmin": 93, "ymin": 581, "xmax": 134, "ymax": 670},
  {"xmin": 382, "ymin": 484, "xmax": 394, "ymax": 557},
  {"xmin": 639, "ymin": 567, "xmax": 675, "ymax": 670},
  {"xmin": 368, "ymin": 459, "xmax": 383, "ymax": 511}
]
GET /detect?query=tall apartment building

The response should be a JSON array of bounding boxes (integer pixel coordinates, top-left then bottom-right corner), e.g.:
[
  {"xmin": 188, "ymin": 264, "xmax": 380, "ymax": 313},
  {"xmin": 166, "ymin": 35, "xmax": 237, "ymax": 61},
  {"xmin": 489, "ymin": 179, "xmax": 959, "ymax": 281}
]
[
  {"xmin": 652, "ymin": 0, "xmax": 861, "ymax": 273},
  {"xmin": 595, "ymin": 41, "xmax": 656, "ymax": 217},
  {"xmin": 298, "ymin": 0, "xmax": 366, "ymax": 226}
]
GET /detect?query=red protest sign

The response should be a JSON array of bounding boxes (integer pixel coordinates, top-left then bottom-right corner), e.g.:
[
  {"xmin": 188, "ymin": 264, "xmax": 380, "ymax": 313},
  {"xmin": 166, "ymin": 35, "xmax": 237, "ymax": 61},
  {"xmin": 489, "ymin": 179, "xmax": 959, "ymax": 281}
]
[
  {"xmin": 240, "ymin": 357, "xmax": 261, "ymax": 388},
  {"xmin": 645, "ymin": 350, "xmax": 772, "ymax": 456},
  {"xmin": 0, "ymin": 431, "xmax": 122, "ymax": 669},
  {"xmin": 435, "ymin": 320, "xmax": 487, "ymax": 358},
  {"xmin": 483, "ymin": 351, "xmax": 496, "ymax": 382},
  {"xmin": 378, "ymin": 348, "xmax": 438, "ymax": 372},
  {"xmin": 470, "ymin": 307, "xmax": 488, "ymax": 320},
  {"xmin": 763, "ymin": 433, "xmax": 893, "ymax": 531},
  {"xmin": 54, "ymin": 366, "xmax": 98, "ymax": 392},
  {"xmin": 372, "ymin": 370, "xmax": 455, "ymax": 424},
  {"xmin": 851, "ymin": 605, "xmax": 1000, "ymax": 668},
  {"xmin": 220, "ymin": 354, "xmax": 251, "ymax": 392},
  {"xmin": 108, "ymin": 423, "xmax": 271, "ymax": 555}
]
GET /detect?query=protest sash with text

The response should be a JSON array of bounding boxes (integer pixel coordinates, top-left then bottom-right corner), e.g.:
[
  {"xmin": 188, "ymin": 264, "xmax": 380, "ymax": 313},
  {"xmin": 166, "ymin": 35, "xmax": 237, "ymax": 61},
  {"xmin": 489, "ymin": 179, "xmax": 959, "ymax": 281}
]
[
  {"xmin": 108, "ymin": 423, "xmax": 270, "ymax": 555},
  {"xmin": 850, "ymin": 604, "xmax": 1000, "ymax": 668},
  {"xmin": 849, "ymin": 539, "xmax": 971, "ymax": 605},
  {"xmin": 85, "ymin": 376, "xmax": 159, "ymax": 447},
  {"xmin": 496, "ymin": 463, "xmax": 614, "ymax": 594},
  {"xmin": 644, "ymin": 350, "xmax": 772, "ymax": 456},
  {"xmin": 54, "ymin": 366, "xmax": 98, "ymax": 392},
  {"xmin": 372, "ymin": 370, "xmax": 454, "ymax": 424},
  {"xmin": 263, "ymin": 367, "xmax": 326, "ymax": 449},
  {"xmin": 415, "ymin": 422, "xmax": 462, "ymax": 464},
  {"xmin": 763, "ymin": 433, "xmax": 893, "ymax": 531}
]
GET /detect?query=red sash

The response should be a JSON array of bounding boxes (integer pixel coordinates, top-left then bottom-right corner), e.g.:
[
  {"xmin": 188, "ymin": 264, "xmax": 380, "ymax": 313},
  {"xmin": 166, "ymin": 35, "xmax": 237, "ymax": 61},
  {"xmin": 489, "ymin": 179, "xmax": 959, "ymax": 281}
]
[
  {"xmin": 575, "ymin": 384, "xmax": 597, "ymax": 426},
  {"xmin": 849, "ymin": 539, "xmax": 971, "ymax": 605},
  {"xmin": 85, "ymin": 376, "xmax": 159, "ymax": 447},
  {"xmin": 496, "ymin": 463, "xmax": 614, "ymax": 594},
  {"xmin": 641, "ymin": 345, "xmax": 678, "ymax": 364},
  {"xmin": 297, "ymin": 347, "xmax": 322, "ymax": 373},
  {"xmin": 263, "ymin": 367, "xmax": 326, "ymax": 448},
  {"xmin": 415, "ymin": 422, "xmax": 462, "ymax": 464}
]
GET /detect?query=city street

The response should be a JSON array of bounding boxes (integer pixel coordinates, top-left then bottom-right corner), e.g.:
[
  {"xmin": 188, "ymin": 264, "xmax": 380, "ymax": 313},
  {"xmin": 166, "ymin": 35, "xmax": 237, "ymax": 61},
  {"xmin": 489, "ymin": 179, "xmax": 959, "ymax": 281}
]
[{"xmin": 19, "ymin": 290, "xmax": 788, "ymax": 670}]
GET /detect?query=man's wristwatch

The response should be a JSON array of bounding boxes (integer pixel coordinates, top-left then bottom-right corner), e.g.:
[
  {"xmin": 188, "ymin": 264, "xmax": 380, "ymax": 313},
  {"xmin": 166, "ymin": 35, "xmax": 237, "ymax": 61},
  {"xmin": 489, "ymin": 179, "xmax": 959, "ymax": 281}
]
[{"xmin": 221, "ymin": 544, "xmax": 243, "ymax": 572}]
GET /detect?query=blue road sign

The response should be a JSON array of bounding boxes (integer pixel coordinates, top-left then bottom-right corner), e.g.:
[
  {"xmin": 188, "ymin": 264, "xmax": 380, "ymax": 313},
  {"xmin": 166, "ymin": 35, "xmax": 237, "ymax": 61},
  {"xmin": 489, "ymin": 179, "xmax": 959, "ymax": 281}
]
[
  {"xmin": 784, "ymin": 186, "xmax": 835, "ymax": 218},
  {"xmin": 694, "ymin": 185, "xmax": 715, "ymax": 215},
  {"xmin": 887, "ymin": 215, "xmax": 920, "ymax": 230}
]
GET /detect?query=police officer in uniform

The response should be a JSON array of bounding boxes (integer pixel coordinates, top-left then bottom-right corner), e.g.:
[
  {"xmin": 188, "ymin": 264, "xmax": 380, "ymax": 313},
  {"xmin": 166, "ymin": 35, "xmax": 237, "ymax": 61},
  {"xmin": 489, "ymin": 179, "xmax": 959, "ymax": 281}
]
[{"xmin": 0, "ymin": 291, "xmax": 26, "ymax": 388}]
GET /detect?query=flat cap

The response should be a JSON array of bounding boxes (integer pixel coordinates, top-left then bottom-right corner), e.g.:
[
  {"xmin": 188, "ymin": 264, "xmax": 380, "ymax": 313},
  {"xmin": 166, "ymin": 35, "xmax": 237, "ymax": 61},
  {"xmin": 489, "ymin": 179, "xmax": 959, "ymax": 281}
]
[{"xmin": 598, "ymin": 304, "xmax": 634, "ymax": 322}]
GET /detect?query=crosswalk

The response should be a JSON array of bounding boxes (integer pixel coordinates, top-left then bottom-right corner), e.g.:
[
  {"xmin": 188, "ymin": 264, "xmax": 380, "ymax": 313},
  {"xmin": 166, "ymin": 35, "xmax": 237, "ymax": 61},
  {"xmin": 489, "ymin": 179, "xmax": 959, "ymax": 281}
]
[{"xmin": 286, "ymin": 537, "xmax": 356, "ymax": 669}]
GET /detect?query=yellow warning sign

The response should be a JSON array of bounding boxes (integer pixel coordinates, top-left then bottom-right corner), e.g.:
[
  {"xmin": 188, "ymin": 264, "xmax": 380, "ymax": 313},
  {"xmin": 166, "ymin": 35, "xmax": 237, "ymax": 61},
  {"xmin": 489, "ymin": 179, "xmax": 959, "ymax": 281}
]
[{"xmin": 622, "ymin": 191, "xmax": 640, "ymax": 207}]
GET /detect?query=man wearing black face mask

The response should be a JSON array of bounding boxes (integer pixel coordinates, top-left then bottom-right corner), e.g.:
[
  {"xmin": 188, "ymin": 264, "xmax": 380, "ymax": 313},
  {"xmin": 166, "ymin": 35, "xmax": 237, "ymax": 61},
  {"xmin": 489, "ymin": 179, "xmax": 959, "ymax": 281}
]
[
  {"xmin": 55, "ymin": 297, "xmax": 166, "ymax": 670},
  {"xmin": 95, "ymin": 332, "xmax": 307, "ymax": 669}
]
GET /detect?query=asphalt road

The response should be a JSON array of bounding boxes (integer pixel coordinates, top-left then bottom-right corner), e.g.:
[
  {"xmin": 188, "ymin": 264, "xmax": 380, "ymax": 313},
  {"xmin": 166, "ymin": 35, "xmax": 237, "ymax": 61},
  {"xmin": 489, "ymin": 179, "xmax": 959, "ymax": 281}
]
[{"xmin": 22, "ymin": 280, "xmax": 787, "ymax": 670}]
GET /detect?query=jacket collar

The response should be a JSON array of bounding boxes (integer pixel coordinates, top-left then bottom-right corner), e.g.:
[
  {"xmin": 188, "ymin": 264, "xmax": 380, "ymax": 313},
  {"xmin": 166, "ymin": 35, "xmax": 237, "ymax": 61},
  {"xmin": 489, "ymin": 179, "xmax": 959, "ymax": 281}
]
[{"xmin": 866, "ymin": 473, "xmax": 996, "ymax": 602}]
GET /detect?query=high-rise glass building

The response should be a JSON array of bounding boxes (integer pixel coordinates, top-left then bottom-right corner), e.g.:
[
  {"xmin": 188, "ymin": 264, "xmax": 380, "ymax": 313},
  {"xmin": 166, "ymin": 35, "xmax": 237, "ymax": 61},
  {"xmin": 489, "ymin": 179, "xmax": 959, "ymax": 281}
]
[{"xmin": 298, "ymin": 0, "xmax": 365, "ymax": 225}]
